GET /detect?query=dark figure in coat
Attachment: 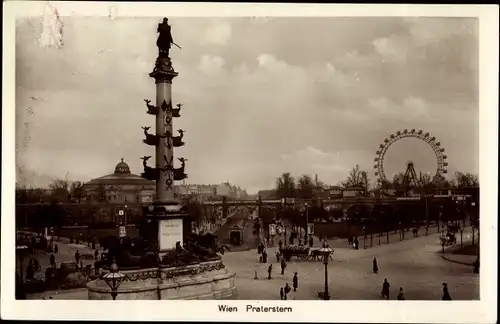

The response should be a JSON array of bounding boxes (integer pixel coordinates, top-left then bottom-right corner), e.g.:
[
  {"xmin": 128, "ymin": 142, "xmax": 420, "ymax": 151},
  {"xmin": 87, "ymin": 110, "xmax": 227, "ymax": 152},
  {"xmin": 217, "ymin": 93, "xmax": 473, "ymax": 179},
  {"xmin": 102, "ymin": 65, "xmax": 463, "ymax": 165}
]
[
  {"xmin": 74, "ymin": 250, "xmax": 80, "ymax": 264},
  {"xmin": 157, "ymin": 18, "xmax": 174, "ymax": 57},
  {"xmin": 281, "ymin": 259, "xmax": 286, "ymax": 275},
  {"xmin": 278, "ymin": 240, "xmax": 283, "ymax": 250},
  {"xmin": 94, "ymin": 249, "xmax": 99, "ymax": 260},
  {"xmin": 381, "ymin": 278, "xmax": 390, "ymax": 299},
  {"xmin": 354, "ymin": 237, "xmax": 359, "ymax": 250},
  {"xmin": 54, "ymin": 244, "xmax": 59, "ymax": 254},
  {"xmin": 473, "ymin": 259, "xmax": 479, "ymax": 274},
  {"xmin": 309, "ymin": 236, "xmax": 313, "ymax": 247},
  {"xmin": 397, "ymin": 287, "xmax": 405, "ymax": 300},
  {"xmin": 267, "ymin": 264, "xmax": 272, "ymax": 280},
  {"xmin": 292, "ymin": 272, "xmax": 298, "ymax": 291},
  {"xmin": 33, "ymin": 259, "xmax": 40, "ymax": 271},
  {"xmin": 373, "ymin": 257, "xmax": 379, "ymax": 274},
  {"xmin": 442, "ymin": 283, "xmax": 452, "ymax": 300},
  {"xmin": 280, "ymin": 287, "xmax": 284, "ymax": 300},
  {"xmin": 262, "ymin": 250, "xmax": 267, "ymax": 263},
  {"xmin": 50, "ymin": 254, "xmax": 56, "ymax": 268},
  {"xmin": 26, "ymin": 261, "xmax": 34, "ymax": 280},
  {"xmin": 284, "ymin": 283, "xmax": 291, "ymax": 300}
]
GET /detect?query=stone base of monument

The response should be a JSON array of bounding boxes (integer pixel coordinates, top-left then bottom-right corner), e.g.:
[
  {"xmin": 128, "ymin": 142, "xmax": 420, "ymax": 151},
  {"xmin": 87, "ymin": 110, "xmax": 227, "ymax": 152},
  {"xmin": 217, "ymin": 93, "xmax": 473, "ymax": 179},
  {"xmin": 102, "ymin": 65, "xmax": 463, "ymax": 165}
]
[{"xmin": 87, "ymin": 260, "xmax": 236, "ymax": 300}]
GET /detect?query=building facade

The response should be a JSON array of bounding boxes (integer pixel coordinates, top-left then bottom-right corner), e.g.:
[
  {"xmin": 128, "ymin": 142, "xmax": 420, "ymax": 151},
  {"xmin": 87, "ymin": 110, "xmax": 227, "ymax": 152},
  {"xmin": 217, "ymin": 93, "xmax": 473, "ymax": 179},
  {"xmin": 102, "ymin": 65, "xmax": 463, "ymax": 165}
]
[
  {"xmin": 173, "ymin": 182, "xmax": 248, "ymax": 201},
  {"xmin": 82, "ymin": 159, "xmax": 155, "ymax": 204}
]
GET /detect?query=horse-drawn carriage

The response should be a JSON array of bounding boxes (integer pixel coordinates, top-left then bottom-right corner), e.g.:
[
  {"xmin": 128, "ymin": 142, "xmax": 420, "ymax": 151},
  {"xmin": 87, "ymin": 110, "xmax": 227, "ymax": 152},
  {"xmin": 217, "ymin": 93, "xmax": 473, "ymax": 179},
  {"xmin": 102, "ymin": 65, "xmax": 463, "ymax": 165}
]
[
  {"xmin": 280, "ymin": 246, "xmax": 329, "ymax": 262},
  {"xmin": 440, "ymin": 232, "xmax": 457, "ymax": 246}
]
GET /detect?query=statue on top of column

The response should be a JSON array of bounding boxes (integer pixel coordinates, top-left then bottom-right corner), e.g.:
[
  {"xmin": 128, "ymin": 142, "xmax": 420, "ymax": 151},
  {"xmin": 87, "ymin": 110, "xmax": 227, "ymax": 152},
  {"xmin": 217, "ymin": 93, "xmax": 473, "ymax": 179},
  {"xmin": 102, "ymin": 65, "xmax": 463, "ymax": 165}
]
[{"xmin": 157, "ymin": 17, "xmax": 174, "ymax": 58}]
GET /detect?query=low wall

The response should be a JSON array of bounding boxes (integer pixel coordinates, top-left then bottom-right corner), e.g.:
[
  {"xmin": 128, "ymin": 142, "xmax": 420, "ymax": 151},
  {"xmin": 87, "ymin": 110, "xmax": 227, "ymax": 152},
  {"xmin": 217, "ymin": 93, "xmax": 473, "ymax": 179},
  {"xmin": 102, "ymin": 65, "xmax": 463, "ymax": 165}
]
[
  {"xmin": 314, "ymin": 222, "xmax": 362, "ymax": 239},
  {"xmin": 87, "ymin": 260, "xmax": 236, "ymax": 300},
  {"xmin": 55, "ymin": 226, "xmax": 139, "ymax": 241}
]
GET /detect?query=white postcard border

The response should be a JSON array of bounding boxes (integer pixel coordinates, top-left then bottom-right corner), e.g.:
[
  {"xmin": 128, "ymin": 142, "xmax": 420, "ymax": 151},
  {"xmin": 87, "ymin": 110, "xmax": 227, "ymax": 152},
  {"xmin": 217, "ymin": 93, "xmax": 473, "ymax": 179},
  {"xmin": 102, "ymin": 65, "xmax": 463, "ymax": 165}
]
[{"xmin": 2, "ymin": 2, "xmax": 498, "ymax": 323}]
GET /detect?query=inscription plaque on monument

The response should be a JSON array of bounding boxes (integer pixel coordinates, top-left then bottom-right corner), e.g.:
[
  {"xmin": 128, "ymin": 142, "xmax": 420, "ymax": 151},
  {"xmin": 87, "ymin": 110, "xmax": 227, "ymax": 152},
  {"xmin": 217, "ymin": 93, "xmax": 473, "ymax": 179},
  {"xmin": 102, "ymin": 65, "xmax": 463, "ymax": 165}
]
[{"xmin": 158, "ymin": 218, "xmax": 183, "ymax": 250}]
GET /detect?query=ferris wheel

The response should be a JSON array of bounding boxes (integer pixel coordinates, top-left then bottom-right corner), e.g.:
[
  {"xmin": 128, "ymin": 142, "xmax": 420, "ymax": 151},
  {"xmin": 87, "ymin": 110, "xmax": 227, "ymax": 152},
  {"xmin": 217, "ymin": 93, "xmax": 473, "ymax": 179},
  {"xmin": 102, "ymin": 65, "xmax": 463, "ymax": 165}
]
[{"xmin": 373, "ymin": 129, "xmax": 448, "ymax": 184}]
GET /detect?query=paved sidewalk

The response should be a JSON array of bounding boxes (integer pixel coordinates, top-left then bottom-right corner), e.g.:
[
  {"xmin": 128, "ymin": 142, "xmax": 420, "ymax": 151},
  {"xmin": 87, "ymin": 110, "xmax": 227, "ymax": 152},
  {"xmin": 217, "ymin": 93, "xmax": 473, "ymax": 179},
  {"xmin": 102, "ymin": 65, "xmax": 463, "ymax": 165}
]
[{"xmin": 223, "ymin": 230, "xmax": 479, "ymax": 300}]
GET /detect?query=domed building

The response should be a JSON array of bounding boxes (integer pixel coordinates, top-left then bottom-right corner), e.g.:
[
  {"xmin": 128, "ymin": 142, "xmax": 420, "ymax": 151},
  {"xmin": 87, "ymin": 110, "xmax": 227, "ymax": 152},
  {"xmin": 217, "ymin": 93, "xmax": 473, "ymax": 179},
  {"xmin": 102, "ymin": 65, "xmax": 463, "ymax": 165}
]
[{"xmin": 83, "ymin": 158, "xmax": 155, "ymax": 204}]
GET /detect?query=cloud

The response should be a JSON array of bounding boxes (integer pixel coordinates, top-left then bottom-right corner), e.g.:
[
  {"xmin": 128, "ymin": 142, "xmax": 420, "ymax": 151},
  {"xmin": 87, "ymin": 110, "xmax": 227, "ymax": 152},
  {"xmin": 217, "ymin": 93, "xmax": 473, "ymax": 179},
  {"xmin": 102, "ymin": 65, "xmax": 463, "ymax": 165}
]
[
  {"xmin": 203, "ymin": 20, "xmax": 232, "ymax": 45},
  {"xmin": 197, "ymin": 55, "xmax": 225, "ymax": 74},
  {"xmin": 15, "ymin": 17, "xmax": 478, "ymax": 191}
]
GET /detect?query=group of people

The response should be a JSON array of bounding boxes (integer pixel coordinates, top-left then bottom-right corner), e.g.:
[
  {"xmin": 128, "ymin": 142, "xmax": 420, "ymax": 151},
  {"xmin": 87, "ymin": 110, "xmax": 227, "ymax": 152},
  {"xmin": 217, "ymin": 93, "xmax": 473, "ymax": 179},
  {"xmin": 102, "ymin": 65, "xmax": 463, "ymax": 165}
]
[
  {"xmin": 374, "ymin": 258, "xmax": 452, "ymax": 301},
  {"xmin": 25, "ymin": 258, "xmax": 41, "ymax": 280},
  {"xmin": 279, "ymin": 273, "xmax": 299, "ymax": 300},
  {"xmin": 256, "ymin": 237, "xmax": 300, "ymax": 299},
  {"xmin": 347, "ymin": 236, "xmax": 360, "ymax": 249}
]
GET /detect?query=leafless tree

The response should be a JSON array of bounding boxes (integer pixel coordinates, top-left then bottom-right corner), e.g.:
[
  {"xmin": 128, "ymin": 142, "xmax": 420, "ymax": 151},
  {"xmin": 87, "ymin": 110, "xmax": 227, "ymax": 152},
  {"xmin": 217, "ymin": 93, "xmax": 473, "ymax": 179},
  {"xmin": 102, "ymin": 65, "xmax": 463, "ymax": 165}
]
[
  {"xmin": 70, "ymin": 181, "xmax": 85, "ymax": 203},
  {"xmin": 276, "ymin": 172, "xmax": 295, "ymax": 199},
  {"xmin": 49, "ymin": 179, "xmax": 69, "ymax": 201},
  {"xmin": 296, "ymin": 174, "xmax": 314, "ymax": 199},
  {"xmin": 454, "ymin": 172, "xmax": 479, "ymax": 188}
]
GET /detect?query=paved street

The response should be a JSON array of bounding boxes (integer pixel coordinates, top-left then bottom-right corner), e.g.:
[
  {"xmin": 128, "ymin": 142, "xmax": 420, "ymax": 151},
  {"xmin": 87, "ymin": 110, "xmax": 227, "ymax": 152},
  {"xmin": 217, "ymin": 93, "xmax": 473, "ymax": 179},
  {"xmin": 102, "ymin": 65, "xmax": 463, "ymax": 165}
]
[
  {"xmin": 222, "ymin": 229, "xmax": 479, "ymax": 300},
  {"xmin": 17, "ymin": 232, "xmax": 101, "ymax": 281},
  {"xmin": 24, "ymin": 226, "xmax": 478, "ymax": 300}
]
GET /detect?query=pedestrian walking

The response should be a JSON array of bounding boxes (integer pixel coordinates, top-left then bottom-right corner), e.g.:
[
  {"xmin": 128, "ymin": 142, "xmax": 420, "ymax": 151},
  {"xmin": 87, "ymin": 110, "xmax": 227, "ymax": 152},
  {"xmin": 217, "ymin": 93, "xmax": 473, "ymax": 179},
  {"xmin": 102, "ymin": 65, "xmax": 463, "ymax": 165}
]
[
  {"xmin": 292, "ymin": 272, "xmax": 298, "ymax": 291},
  {"xmin": 280, "ymin": 259, "xmax": 286, "ymax": 275},
  {"xmin": 308, "ymin": 236, "xmax": 313, "ymax": 247},
  {"xmin": 284, "ymin": 283, "xmax": 291, "ymax": 300},
  {"xmin": 50, "ymin": 254, "xmax": 56, "ymax": 268},
  {"xmin": 442, "ymin": 283, "xmax": 452, "ymax": 300},
  {"xmin": 33, "ymin": 259, "xmax": 40, "ymax": 272},
  {"xmin": 381, "ymin": 278, "xmax": 390, "ymax": 300},
  {"xmin": 75, "ymin": 250, "xmax": 80, "ymax": 264},
  {"xmin": 26, "ymin": 260, "xmax": 34, "ymax": 280},
  {"xmin": 278, "ymin": 240, "xmax": 283, "ymax": 250},
  {"xmin": 262, "ymin": 250, "xmax": 267, "ymax": 263},
  {"xmin": 94, "ymin": 249, "xmax": 99, "ymax": 260},
  {"xmin": 267, "ymin": 264, "xmax": 272, "ymax": 280},
  {"xmin": 397, "ymin": 287, "xmax": 405, "ymax": 300},
  {"xmin": 54, "ymin": 244, "xmax": 59, "ymax": 254},
  {"xmin": 354, "ymin": 237, "xmax": 359, "ymax": 250},
  {"xmin": 473, "ymin": 259, "xmax": 479, "ymax": 274},
  {"xmin": 373, "ymin": 257, "xmax": 379, "ymax": 274},
  {"xmin": 275, "ymin": 250, "xmax": 281, "ymax": 262},
  {"xmin": 280, "ymin": 287, "xmax": 284, "ymax": 300}
]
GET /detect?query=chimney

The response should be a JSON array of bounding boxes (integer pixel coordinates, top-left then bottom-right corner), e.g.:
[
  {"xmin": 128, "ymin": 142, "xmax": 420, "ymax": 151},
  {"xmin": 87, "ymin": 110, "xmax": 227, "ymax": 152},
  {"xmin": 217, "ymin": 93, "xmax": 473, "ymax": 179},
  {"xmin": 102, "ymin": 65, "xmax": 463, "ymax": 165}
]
[{"xmin": 315, "ymin": 174, "xmax": 318, "ymax": 187}]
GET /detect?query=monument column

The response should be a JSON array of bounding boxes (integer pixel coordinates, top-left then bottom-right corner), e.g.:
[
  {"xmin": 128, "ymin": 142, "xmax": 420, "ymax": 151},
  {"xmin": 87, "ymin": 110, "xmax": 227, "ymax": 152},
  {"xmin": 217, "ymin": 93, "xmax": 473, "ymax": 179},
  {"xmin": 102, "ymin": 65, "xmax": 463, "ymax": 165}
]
[
  {"xmin": 150, "ymin": 58, "xmax": 178, "ymax": 203},
  {"xmin": 141, "ymin": 17, "xmax": 188, "ymax": 253}
]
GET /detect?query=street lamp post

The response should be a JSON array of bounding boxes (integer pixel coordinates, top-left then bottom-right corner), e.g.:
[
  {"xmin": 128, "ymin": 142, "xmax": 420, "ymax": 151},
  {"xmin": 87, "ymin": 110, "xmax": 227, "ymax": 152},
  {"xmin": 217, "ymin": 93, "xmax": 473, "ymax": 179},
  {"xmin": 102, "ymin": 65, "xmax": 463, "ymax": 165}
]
[
  {"xmin": 319, "ymin": 242, "xmax": 333, "ymax": 300},
  {"xmin": 304, "ymin": 203, "xmax": 309, "ymax": 243},
  {"xmin": 460, "ymin": 224, "xmax": 464, "ymax": 248},
  {"xmin": 283, "ymin": 197, "xmax": 288, "ymax": 247},
  {"xmin": 211, "ymin": 202, "xmax": 215, "ymax": 232},
  {"xmin": 102, "ymin": 259, "xmax": 125, "ymax": 300}
]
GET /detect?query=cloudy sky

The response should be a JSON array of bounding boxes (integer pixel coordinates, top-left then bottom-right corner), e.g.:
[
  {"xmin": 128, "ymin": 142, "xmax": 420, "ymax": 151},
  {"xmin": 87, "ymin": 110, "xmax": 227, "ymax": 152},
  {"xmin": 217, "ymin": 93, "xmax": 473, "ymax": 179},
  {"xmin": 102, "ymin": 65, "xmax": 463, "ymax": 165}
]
[{"xmin": 16, "ymin": 16, "xmax": 479, "ymax": 193}]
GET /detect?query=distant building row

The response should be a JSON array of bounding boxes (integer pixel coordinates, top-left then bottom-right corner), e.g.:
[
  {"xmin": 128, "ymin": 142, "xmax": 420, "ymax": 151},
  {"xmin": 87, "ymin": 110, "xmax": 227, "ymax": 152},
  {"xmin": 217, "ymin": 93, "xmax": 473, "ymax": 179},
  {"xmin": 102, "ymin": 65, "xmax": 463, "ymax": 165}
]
[{"xmin": 80, "ymin": 159, "xmax": 248, "ymax": 204}]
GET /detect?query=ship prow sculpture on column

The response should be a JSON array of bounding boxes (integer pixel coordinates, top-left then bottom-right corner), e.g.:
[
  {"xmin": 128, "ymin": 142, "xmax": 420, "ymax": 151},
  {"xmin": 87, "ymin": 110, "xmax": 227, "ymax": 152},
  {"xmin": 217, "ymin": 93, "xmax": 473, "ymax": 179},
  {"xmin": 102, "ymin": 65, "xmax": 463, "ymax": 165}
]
[{"xmin": 87, "ymin": 18, "xmax": 236, "ymax": 300}]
